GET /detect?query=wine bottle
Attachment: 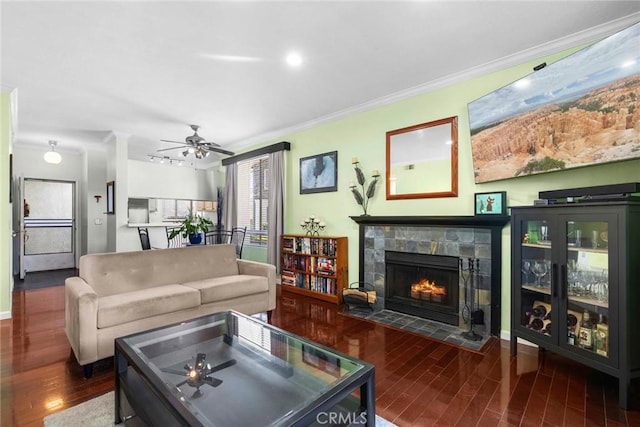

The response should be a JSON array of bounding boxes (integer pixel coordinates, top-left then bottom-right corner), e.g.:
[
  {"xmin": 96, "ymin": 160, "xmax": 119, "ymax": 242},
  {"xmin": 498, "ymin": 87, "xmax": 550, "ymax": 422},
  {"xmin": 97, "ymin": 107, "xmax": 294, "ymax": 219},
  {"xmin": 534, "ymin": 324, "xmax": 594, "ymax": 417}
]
[
  {"xmin": 578, "ymin": 309, "xmax": 593, "ymax": 350},
  {"xmin": 529, "ymin": 318, "xmax": 544, "ymax": 331},
  {"xmin": 532, "ymin": 305, "xmax": 547, "ymax": 318}
]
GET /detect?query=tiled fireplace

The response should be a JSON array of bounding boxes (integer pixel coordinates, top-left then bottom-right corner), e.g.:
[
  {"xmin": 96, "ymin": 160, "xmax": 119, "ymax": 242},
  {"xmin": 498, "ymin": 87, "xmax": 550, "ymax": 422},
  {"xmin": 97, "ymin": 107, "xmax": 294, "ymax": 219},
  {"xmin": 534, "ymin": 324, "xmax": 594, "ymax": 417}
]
[{"xmin": 350, "ymin": 215, "xmax": 509, "ymax": 336}]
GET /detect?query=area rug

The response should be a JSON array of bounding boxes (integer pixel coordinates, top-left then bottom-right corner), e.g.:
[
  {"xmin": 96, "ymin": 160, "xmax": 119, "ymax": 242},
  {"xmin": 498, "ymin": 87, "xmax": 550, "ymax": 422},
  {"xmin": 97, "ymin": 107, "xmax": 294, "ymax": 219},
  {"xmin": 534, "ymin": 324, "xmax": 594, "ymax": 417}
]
[{"xmin": 44, "ymin": 391, "xmax": 396, "ymax": 426}]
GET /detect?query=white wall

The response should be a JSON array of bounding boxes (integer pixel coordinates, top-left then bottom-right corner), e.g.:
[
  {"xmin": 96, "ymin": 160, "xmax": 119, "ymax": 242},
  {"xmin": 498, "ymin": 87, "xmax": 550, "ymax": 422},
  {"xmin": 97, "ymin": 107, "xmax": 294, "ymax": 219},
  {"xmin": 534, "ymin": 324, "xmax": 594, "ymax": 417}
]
[
  {"xmin": 84, "ymin": 149, "xmax": 108, "ymax": 254},
  {"xmin": 128, "ymin": 160, "xmax": 217, "ymax": 200}
]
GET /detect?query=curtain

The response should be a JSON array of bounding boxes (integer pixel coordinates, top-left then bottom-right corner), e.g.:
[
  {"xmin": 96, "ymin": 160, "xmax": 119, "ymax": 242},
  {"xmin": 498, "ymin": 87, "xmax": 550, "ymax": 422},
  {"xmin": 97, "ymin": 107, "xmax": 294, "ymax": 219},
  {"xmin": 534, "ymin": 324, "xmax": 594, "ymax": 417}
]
[
  {"xmin": 267, "ymin": 151, "xmax": 284, "ymax": 271},
  {"xmin": 224, "ymin": 162, "xmax": 237, "ymax": 230}
]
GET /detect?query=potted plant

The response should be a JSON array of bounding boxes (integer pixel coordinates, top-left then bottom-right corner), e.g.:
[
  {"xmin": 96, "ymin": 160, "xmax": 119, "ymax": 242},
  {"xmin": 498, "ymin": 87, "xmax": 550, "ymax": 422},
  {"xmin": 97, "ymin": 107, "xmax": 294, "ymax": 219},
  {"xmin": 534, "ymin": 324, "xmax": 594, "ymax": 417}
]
[{"xmin": 170, "ymin": 210, "xmax": 213, "ymax": 245}]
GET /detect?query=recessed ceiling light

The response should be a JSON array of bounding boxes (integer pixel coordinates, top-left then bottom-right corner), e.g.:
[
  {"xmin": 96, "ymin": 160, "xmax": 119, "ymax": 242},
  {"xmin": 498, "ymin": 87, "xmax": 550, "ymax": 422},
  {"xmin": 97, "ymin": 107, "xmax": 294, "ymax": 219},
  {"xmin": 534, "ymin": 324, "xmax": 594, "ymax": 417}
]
[{"xmin": 285, "ymin": 52, "xmax": 303, "ymax": 67}]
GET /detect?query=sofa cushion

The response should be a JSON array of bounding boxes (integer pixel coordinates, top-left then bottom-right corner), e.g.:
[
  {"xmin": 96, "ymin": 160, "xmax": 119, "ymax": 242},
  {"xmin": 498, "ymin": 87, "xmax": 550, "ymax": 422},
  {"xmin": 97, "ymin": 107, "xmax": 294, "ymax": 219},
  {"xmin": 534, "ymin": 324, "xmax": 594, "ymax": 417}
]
[
  {"xmin": 97, "ymin": 284, "xmax": 201, "ymax": 328},
  {"xmin": 80, "ymin": 244, "xmax": 240, "ymax": 297},
  {"xmin": 182, "ymin": 275, "xmax": 268, "ymax": 304}
]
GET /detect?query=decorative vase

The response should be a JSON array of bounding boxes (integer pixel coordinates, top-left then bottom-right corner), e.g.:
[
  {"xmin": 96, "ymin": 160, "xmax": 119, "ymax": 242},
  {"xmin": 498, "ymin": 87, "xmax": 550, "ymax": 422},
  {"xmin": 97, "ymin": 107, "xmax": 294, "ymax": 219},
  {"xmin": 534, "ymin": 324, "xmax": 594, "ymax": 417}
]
[{"xmin": 189, "ymin": 233, "xmax": 202, "ymax": 245}]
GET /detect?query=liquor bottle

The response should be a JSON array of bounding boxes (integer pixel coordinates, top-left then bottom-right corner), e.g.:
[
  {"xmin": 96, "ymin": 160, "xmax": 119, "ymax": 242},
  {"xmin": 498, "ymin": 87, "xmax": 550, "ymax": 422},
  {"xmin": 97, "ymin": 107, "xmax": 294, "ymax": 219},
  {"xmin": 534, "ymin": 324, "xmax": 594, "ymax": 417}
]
[
  {"xmin": 567, "ymin": 314, "xmax": 577, "ymax": 345},
  {"xmin": 578, "ymin": 309, "xmax": 593, "ymax": 350},
  {"xmin": 595, "ymin": 314, "xmax": 609, "ymax": 356}
]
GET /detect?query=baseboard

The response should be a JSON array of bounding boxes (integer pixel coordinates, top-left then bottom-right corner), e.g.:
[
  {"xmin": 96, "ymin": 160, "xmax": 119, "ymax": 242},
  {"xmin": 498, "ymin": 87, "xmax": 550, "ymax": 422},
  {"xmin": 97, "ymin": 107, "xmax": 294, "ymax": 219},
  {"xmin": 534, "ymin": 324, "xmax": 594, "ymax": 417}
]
[
  {"xmin": 0, "ymin": 311, "xmax": 12, "ymax": 320},
  {"xmin": 500, "ymin": 330, "xmax": 538, "ymax": 348}
]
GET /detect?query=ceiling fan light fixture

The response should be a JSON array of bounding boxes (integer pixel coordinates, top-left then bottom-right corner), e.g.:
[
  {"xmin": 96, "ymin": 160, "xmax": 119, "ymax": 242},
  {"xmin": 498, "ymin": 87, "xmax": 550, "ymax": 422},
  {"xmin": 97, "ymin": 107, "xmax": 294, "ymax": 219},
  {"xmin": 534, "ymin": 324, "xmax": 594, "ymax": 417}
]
[{"xmin": 44, "ymin": 140, "xmax": 62, "ymax": 164}]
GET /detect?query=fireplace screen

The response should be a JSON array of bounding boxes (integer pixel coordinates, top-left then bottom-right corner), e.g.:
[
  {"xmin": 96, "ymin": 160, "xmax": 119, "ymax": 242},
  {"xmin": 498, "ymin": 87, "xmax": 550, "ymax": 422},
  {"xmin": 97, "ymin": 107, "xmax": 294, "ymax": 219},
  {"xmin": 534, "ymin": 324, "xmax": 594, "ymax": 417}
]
[{"xmin": 385, "ymin": 251, "xmax": 460, "ymax": 325}]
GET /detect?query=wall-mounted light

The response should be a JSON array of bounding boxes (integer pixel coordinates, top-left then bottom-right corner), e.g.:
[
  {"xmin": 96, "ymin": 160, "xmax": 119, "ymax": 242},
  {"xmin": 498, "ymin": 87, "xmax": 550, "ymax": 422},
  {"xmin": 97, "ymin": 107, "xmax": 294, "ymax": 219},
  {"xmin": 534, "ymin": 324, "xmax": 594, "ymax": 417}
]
[{"xmin": 44, "ymin": 140, "xmax": 62, "ymax": 164}]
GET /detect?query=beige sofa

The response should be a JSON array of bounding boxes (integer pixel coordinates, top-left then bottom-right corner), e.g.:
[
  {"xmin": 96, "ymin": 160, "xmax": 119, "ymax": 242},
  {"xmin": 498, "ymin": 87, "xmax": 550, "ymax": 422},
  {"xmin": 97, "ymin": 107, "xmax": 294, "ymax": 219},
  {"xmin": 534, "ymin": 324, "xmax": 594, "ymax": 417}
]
[{"xmin": 65, "ymin": 244, "xmax": 276, "ymax": 377}]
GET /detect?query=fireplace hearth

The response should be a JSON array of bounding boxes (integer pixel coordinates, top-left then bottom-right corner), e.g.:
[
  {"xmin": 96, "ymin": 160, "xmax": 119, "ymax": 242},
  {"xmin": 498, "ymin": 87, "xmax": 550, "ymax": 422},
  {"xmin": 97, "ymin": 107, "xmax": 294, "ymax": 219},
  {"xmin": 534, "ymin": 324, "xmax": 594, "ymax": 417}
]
[{"xmin": 385, "ymin": 251, "xmax": 459, "ymax": 325}]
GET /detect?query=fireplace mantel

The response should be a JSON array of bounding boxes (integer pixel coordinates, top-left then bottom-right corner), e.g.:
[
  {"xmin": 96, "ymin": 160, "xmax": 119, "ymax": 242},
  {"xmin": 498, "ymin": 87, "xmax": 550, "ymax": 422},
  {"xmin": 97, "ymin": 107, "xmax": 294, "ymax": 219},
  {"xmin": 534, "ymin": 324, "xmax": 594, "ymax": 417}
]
[
  {"xmin": 350, "ymin": 214, "xmax": 510, "ymax": 336},
  {"xmin": 350, "ymin": 215, "xmax": 510, "ymax": 227}
]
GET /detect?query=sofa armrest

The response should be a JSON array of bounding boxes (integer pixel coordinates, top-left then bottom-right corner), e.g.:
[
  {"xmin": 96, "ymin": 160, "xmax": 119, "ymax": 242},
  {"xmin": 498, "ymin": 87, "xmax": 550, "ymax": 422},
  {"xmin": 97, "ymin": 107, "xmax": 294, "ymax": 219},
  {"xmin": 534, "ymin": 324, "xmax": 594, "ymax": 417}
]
[
  {"xmin": 237, "ymin": 259, "xmax": 277, "ymax": 311},
  {"xmin": 65, "ymin": 276, "xmax": 99, "ymax": 366}
]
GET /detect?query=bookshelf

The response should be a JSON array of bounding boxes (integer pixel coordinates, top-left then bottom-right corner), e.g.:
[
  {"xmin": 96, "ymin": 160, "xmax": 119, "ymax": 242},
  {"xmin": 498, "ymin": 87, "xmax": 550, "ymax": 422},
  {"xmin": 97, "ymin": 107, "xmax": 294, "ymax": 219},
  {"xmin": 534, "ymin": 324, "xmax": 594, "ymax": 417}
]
[{"xmin": 280, "ymin": 235, "xmax": 348, "ymax": 304}]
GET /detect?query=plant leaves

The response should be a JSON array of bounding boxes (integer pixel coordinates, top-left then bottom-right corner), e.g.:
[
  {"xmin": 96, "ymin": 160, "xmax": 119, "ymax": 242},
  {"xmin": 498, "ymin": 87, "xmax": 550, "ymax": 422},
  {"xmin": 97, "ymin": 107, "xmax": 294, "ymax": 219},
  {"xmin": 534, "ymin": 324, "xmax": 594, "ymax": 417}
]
[
  {"xmin": 351, "ymin": 188, "xmax": 364, "ymax": 206},
  {"xmin": 366, "ymin": 180, "xmax": 377, "ymax": 198},
  {"xmin": 354, "ymin": 166, "xmax": 365, "ymax": 186}
]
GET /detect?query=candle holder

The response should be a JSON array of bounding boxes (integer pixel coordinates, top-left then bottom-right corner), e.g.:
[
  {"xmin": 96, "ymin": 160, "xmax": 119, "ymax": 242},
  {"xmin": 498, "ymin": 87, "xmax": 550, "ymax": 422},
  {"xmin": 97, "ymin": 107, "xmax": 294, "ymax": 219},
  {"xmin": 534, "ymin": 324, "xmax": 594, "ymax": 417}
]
[
  {"xmin": 349, "ymin": 158, "xmax": 380, "ymax": 216},
  {"xmin": 300, "ymin": 215, "xmax": 325, "ymax": 236}
]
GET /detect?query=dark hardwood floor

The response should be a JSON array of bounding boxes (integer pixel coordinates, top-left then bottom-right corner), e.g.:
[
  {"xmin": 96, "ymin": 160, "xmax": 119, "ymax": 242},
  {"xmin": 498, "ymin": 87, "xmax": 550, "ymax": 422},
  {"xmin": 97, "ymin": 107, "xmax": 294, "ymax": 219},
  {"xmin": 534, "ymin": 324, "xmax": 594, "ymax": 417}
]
[{"xmin": 1, "ymin": 285, "xmax": 638, "ymax": 427}]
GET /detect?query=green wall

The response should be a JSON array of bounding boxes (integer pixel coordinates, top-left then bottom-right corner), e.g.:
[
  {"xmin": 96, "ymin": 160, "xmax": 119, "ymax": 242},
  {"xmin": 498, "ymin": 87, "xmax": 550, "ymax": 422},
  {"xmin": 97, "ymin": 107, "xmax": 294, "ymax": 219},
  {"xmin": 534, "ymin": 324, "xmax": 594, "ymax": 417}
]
[
  {"xmin": 1, "ymin": 92, "xmax": 12, "ymax": 316},
  {"xmin": 252, "ymin": 43, "xmax": 640, "ymax": 335}
]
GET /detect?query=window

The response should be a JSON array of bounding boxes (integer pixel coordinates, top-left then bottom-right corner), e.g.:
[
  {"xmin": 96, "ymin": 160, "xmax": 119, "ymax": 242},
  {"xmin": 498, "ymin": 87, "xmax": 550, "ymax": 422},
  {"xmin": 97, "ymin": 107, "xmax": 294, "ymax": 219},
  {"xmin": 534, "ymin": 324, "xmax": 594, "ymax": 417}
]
[
  {"xmin": 160, "ymin": 199, "xmax": 194, "ymax": 219},
  {"xmin": 237, "ymin": 156, "xmax": 269, "ymax": 246}
]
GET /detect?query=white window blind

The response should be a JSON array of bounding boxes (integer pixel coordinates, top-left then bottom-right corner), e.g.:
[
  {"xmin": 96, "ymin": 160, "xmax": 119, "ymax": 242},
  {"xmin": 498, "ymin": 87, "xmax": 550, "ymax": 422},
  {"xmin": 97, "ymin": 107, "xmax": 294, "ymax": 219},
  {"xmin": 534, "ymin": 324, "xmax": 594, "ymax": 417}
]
[{"xmin": 237, "ymin": 155, "xmax": 269, "ymax": 246}]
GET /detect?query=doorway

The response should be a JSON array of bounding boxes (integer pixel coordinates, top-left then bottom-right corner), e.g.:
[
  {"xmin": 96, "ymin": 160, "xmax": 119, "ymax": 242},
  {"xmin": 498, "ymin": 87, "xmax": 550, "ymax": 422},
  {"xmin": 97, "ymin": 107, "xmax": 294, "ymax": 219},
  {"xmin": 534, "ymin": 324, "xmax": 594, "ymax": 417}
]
[{"xmin": 22, "ymin": 179, "xmax": 75, "ymax": 273}]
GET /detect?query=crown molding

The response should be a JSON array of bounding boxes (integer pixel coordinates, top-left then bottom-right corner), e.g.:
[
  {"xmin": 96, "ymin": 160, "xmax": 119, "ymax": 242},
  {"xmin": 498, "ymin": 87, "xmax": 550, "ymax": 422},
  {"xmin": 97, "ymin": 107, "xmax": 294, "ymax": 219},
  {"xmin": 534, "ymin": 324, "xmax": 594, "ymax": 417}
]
[{"xmin": 230, "ymin": 12, "xmax": 640, "ymax": 151}]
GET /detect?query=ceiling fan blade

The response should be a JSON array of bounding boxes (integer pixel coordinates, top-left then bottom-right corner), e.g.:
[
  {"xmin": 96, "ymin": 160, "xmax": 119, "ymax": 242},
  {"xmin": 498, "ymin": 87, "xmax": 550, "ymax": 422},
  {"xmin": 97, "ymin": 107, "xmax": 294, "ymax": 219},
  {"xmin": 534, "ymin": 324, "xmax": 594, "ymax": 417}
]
[
  {"xmin": 201, "ymin": 141, "xmax": 221, "ymax": 148},
  {"xmin": 203, "ymin": 146, "xmax": 235, "ymax": 156},
  {"xmin": 157, "ymin": 146, "xmax": 185, "ymax": 152},
  {"xmin": 160, "ymin": 139, "xmax": 190, "ymax": 145}
]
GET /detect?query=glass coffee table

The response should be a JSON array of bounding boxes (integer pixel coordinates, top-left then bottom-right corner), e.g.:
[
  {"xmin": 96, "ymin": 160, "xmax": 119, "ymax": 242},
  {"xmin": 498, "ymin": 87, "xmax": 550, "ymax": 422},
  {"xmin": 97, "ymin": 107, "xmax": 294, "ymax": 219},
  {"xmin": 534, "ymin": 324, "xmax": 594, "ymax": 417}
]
[{"xmin": 115, "ymin": 310, "xmax": 375, "ymax": 426}]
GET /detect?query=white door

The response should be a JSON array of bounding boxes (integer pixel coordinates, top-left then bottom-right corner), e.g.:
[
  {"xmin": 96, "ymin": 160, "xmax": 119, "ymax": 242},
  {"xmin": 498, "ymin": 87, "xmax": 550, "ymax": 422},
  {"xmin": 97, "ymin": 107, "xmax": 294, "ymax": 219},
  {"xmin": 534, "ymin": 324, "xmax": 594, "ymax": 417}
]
[{"xmin": 23, "ymin": 179, "xmax": 75, "ymax": 272}]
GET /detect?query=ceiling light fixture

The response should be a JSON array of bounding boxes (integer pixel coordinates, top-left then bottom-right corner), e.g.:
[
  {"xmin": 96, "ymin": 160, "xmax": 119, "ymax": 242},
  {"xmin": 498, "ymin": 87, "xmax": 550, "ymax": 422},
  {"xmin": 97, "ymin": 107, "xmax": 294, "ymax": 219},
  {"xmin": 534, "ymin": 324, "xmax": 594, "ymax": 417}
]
[
  {"xmin": 285, "ymin": 52, "xmax": 303, "ymax": 67},
  {"xmin": 43, "ymin": 140, "xmax": 62, "ymax": 164}
]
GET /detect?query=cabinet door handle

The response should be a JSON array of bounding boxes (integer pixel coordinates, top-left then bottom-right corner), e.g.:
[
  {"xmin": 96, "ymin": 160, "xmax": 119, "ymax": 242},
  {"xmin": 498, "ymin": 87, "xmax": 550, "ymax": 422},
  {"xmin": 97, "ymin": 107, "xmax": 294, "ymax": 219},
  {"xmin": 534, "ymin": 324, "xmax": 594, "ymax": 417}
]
[
  {"xmin": 560, "ymin": 264, "xmax": 567, "ymax": 299},
  {"xmin": 552, "ymin": 263, "xmax": 558, "ymax": 297}
]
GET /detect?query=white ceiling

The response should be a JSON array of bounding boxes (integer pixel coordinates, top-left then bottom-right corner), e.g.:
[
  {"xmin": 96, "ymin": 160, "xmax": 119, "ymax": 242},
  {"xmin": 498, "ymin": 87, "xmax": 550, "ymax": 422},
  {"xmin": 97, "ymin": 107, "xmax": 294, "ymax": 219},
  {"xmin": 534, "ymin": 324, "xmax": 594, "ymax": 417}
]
[{"xmin": 2, "ymin": 1, "xmax": 639, "ymax": 169}]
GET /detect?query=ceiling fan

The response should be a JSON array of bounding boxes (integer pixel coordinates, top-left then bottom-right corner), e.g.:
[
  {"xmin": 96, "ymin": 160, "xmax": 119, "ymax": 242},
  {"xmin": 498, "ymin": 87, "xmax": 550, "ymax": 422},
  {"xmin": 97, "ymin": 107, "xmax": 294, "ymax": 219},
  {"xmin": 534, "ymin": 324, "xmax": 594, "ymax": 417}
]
[{"xmin": 157, "ymin": 124, "xmax": 235, "ymax": 159}]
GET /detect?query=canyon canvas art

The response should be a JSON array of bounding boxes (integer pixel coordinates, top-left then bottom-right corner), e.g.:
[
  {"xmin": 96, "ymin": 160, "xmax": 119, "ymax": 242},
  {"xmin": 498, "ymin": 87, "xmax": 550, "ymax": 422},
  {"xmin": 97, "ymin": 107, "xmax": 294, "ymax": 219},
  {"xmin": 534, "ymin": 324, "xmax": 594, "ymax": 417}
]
[{"xmin": 469, "ymin": 22, "xmax": 640, "ymax": 184}]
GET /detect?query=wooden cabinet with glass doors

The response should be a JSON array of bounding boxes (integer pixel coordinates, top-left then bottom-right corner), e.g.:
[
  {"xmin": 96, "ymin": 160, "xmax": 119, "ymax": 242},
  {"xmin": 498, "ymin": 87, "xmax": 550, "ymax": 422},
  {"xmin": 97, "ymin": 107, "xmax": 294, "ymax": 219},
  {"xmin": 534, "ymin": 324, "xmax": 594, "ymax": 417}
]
[{"xmin": 510, "ymin": 201, "xmax": 640, "ymax": 408}]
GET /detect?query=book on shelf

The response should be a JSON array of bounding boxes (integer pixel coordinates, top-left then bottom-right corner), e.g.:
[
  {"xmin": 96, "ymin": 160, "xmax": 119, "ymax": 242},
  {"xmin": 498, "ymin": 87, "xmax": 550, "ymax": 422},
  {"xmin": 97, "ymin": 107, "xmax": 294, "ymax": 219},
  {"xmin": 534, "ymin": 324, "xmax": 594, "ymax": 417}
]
[
  {"xmin": 316, "ymin": 257, "xmax": 335, "ymax": 275},
  {"xmin": 282, "ymin": 236, "xmax": 295, "ymax": 252}
]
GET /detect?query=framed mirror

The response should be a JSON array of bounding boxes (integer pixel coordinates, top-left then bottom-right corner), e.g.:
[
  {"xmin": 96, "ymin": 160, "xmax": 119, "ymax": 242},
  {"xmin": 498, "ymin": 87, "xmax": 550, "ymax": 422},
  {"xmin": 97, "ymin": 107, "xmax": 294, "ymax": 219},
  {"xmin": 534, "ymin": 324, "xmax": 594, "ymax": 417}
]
[{"xmin": 386, "ymin": 116, "xmax": 458, "ymax": 200}]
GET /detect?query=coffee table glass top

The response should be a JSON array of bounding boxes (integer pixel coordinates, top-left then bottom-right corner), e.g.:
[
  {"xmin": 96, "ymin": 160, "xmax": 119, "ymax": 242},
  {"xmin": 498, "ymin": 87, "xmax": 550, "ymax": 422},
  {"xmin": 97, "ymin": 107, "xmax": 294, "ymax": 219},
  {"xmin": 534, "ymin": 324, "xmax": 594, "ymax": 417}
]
[{"xmin": 117, "ymin": 310, "xmax": 373, "ymax": 426}]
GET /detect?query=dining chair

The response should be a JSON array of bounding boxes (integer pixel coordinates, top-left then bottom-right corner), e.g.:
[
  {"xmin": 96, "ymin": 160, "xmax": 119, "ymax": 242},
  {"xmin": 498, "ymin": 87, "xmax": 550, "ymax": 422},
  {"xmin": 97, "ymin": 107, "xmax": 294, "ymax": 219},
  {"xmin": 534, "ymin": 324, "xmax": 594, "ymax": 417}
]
[
  {"xmin": 137, "ymin": 227, "xmax": 151, "ymax": 250},
  {"xmin": 165, "ymin": 226, "xmax": 187, "ymax": 248},
  {"xmin": 204, "ymin": 230, "xmax": 232, "ymax": 245},
  {"xmin": 230, "ymin": 226, "xmax": 247, "ymax": 258}
]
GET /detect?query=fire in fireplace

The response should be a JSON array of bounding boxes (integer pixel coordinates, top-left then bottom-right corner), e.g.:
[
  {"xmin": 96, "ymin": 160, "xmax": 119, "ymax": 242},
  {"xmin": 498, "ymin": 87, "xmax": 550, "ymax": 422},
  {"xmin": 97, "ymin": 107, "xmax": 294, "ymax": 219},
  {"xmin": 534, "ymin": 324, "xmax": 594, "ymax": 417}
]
[
  {"xmin": 410, "ymin": 279, "xmax": 447, "ymax": 303},
  {"xmin": 385, "ymin": 251, "xmax": 460, "ymax": 325}
]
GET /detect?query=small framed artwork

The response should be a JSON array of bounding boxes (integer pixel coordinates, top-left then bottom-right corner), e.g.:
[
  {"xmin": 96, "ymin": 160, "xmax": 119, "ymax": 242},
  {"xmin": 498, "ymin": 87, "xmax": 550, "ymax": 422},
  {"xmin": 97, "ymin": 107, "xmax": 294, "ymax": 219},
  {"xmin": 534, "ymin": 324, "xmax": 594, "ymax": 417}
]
[
  {"xmin": 474, "ymin": 191, "xmax": 506, "ymax": 215},
  {"xmin": 106, "ymin": 181, "xmax": 115, "ymax": 214},
  {"xmin": 9, "ymin": 154, "xmax": 12, "ymax": 203},
  {"xmin": 301, "ymin": 344, "xmax": 341, "ymax": 377},
  {"xmin": 300, "ymin": 151, "xmax": 338, "ymax": 194}
]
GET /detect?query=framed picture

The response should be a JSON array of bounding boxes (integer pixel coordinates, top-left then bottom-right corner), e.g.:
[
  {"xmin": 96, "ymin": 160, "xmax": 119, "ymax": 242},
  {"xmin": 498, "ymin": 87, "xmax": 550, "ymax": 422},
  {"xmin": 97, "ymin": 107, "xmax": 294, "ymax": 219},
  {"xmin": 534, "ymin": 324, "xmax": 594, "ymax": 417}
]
[
  {"xmin": 106, "ymin": 181, "xmax": 115, "ymax": 214},
  {"xmin": 301, "ymin": 344, "xmax": 341, "ymax": 377},
  {"xmin": 300, "ymin": 151, "xmax": 338, "ymax": 194},
  {"xmin": 474, "ymin": 191, "xmax": 506, "ymax": 215},
  {"xmin": 9, "ymin": 154, "xmax": 12, "ymax": 203}
]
